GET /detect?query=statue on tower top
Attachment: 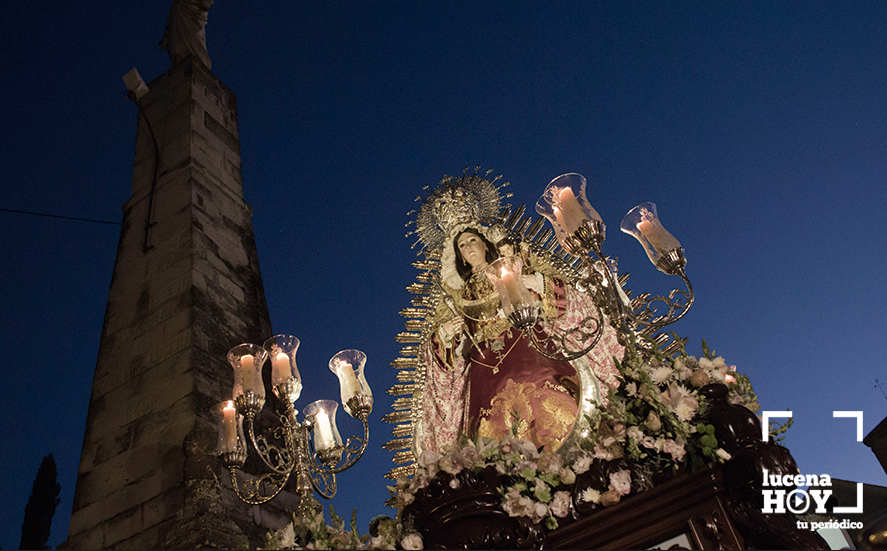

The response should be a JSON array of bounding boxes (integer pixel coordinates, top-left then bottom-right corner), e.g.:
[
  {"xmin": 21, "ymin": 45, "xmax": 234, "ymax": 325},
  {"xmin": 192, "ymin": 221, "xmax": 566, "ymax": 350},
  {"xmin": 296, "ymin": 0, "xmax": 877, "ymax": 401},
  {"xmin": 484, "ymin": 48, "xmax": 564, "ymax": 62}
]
[{"xmin": 160, "ymin": 0, "xmax": 213, "ymax": 69}]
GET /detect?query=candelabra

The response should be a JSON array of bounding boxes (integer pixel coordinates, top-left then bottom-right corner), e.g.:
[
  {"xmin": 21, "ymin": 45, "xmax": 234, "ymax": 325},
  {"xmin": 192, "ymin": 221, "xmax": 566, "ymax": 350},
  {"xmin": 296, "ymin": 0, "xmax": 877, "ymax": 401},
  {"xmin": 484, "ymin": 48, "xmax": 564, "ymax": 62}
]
[
  {"xmin": 212, "ymin": 335, "xmax": 372, "ymax": 517},
  {"xmin": 486, "ymin": 173, "xmax": 694, "ymax": 358}
]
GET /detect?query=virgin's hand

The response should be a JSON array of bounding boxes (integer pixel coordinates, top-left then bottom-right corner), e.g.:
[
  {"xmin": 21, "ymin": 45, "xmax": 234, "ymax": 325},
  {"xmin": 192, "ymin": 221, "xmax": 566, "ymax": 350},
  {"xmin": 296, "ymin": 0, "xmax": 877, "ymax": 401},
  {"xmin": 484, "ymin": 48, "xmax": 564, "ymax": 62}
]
[{"xmin": 440, "ymin": 317, "xmax": 464, "ymax": 341}]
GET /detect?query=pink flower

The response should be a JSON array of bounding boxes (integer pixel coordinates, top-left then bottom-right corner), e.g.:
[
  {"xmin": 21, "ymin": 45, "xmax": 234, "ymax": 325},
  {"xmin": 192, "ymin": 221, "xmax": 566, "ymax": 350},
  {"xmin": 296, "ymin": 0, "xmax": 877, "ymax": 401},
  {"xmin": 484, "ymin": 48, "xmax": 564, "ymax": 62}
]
[
  {"xmin": 460, "ymin": 445, "xmax": 480, "ymax": 466},
  {"xmin": 600, "ymin": 489, "xmax": 621, "ymax": 507},
  {"xmin": 644, "ymin": 411, "xmax": 661, "ymax": 432},
  {"xmin": 438, "ymin": 453, "xmax": 464, "ymax": 475},
  {"xmin": 609, "ymin": 469, "xmax": 632, "ymax": 495},
  {"xmin": 550, "ymin": 491, "xmax": 571, "ymax": 518},
  {"xmin": 418, "ymin": 450, "xmax": 441, "ymax": 478},
  {"xmin": 401, "ymin": 533, "xmax": 424, "ymax": 550},
  {"xmin": 661, "ymin": 438, "xmax": 686, "ymax": 461}
]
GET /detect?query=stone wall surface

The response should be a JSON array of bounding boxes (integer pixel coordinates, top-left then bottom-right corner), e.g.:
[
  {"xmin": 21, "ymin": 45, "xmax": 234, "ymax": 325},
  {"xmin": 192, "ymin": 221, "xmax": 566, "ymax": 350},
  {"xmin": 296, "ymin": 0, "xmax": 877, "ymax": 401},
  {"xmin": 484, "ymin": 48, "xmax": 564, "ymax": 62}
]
[{"xmin": 64, "ymin": 57, "xmax": 277, "ymax": 550}]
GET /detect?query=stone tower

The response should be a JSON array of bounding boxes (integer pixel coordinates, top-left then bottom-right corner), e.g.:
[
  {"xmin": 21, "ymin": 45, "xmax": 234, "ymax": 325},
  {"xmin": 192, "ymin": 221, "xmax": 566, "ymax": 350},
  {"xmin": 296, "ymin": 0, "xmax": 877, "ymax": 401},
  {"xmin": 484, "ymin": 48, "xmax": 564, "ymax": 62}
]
[{"xmin": 64, "ymin": 55, "xmax": 274, "ymax": 548}]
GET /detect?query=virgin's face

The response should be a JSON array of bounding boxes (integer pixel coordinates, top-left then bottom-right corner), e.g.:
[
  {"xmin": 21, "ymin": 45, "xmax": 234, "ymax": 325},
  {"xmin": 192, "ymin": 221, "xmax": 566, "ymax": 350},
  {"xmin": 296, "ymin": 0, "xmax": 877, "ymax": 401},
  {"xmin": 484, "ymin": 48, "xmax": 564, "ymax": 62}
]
[{"xmin": 457, "ymin": 232, "xmax": 488, "ymax": 268}]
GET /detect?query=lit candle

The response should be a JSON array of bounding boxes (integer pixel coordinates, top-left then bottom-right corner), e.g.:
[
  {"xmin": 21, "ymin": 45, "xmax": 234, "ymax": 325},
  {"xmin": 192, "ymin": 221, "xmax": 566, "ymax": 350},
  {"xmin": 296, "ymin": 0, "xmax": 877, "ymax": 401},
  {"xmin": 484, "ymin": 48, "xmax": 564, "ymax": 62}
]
[
  {"xmin": 240, "ymin": 354, "xmax": 259, "ymax": 395},
  {"xmin": 337, "ymin": 361, "xmax": 362, "ymax": 402},
  {"xmin": 500, "ymin": 266, "xmax": 523, "ymax": 306},
  {"xmin": 553, "ymin": 205, "xmax": 569, "ymax": 237},
  {"xmin": 636, "ymin": 220, "xmax": 669, "ymax": 253},
  {"xmin": 313, "ymin": 409, "xmax": 335, "ymax": 450},
  {"xmin": 271, "ymin": 352, "xmax": 290, "ymax": 387},
  {"xmin": 222, "ymin": 402, "xmax": 237, "ymax": 452},
  {"xmin": 558, "ymin": 187, "xmax": 588, "ymax": 234}
]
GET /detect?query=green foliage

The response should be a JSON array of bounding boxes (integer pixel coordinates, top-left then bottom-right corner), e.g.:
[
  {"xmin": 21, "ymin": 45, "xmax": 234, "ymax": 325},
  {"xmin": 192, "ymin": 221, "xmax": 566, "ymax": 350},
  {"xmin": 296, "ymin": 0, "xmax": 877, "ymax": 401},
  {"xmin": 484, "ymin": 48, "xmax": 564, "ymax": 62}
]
[{"xmin": 769, "ymin": 411, "xmax": 794, "ymax": 442}]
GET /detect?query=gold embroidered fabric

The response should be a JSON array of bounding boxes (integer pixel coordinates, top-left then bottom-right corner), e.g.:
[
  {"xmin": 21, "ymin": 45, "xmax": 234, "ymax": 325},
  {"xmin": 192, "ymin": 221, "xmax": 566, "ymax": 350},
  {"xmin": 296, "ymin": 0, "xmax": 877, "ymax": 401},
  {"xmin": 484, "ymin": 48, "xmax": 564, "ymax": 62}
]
[{"xmin": 476, "ymin": 379, "xmax": 576, "ymax": 452}]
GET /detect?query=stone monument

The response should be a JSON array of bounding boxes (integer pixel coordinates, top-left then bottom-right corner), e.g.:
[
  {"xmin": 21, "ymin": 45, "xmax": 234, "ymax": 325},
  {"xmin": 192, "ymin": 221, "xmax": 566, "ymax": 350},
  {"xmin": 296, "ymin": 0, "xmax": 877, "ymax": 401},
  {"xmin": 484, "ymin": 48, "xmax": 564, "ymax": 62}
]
[{"xmin": 63, "ymin": 10, "xmax": 282, "ymax": 548}]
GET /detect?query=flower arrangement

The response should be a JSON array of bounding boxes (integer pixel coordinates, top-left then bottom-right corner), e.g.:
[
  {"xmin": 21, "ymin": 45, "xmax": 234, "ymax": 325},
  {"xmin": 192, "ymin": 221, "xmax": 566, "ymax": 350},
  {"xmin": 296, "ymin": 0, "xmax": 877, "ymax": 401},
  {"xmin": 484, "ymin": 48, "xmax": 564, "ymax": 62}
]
[
  {"xmin": 264, "ymin": 506, "xmax": 423, "ymax": 550},
  {"xmin": 266, "ymin": 339, "xmax": 772, "ymax": 548},
  {"xmin": 387, "ymin": 339, "xmax": 765, "ymax": 531},
  {"xmin": 583, "ymin": 338, "xmax": 759, "ymax": 474}
]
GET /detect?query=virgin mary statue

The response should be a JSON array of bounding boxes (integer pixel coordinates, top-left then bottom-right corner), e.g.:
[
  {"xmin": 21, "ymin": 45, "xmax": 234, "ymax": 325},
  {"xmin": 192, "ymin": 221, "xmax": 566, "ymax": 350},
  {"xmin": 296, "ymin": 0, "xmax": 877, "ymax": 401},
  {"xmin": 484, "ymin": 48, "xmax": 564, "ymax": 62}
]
[{"xmin": 384, "ymin": 169, "xmax": 624, "ymax": 478}]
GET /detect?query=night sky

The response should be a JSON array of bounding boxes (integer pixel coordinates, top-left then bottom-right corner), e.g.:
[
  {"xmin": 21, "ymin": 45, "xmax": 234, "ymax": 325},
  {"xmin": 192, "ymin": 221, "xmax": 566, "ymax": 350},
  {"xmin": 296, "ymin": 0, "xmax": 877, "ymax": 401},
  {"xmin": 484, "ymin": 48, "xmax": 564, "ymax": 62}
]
[{"xmin": 2, "ymin": 2, "xmax": 887, "ymax": 548}]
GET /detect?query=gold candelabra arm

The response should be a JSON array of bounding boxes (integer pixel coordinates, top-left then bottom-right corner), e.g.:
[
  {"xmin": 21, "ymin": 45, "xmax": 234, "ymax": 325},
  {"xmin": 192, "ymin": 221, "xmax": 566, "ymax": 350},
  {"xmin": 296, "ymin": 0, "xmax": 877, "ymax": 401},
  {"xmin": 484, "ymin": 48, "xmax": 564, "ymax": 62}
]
[
  {"xmin": 245, "ymin": 416, "xmax": 294, "ymax": 474},
  {"xmin": 527, "ymin": 306, "xmax": 605, "ymax": 361},
  {"xmin": 312, "ymin": 407, "xmax": 370, "ymax": 475},
  {"xmin": 630, "ymin": 250, "xmax": 695, "ymax": 332},
  {"xmin": 305, "ymin": 463, "xmax": 338, "ymax": 500},
  {"xmin": 229, "ymin": 467, "xmax": 292, "ymax": 505}
]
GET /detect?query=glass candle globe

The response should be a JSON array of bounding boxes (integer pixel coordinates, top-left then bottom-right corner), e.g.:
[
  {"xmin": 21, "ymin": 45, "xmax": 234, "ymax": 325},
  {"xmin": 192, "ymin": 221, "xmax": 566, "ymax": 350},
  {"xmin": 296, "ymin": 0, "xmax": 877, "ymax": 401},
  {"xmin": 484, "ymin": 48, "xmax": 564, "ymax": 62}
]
[
  {"xmin": 536, "ymin": 173, "xmax": 604, "ymax": 249},
  {"xmin": 329, "ymin": 349, "xmax": 372, "ymax": 418},
  {"xmin": 263, "ymin": 334, "xmax": 302, "ymax": 404},
  {"xmin": 304, "ymin": 399, "xmax": 344, "ymax": 464},
  {"xmin": 620, "ymin": 202, "xmax": 682, "ymax": 273}
]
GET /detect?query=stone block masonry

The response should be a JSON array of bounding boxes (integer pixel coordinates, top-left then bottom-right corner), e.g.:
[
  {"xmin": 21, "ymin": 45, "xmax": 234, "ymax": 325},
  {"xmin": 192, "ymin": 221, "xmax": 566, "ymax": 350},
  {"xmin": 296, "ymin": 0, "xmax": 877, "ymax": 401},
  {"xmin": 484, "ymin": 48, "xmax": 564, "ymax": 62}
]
[{"xmin": 63, "ymin": 56, "xmax": 280, "ymax": 549}]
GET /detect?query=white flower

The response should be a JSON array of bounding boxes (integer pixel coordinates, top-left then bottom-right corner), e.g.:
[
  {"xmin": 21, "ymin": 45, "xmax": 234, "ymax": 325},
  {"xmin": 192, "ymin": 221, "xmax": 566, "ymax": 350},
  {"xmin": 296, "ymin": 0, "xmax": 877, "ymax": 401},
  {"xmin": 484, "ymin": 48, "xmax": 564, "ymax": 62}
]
[
  {"xmin": 650, "ymin": 366, "xmax": 674, "ymax": 385},
  {"xmin": 579, "ymin": 487, "xmax": 601, "ymax": 504},
  {"xmin": 559, "ymin": 467, "xmax": 576, "ymax": 485},
  {"xmin": 401, "ymin": 532, "xmax": 424, "ymax": 550},
  {"xmin": 627, "ymin": 425, "xmax": 645, "ymax": 441},
  {"xmin": 418, "ymin": 450, "xmax": 441, "ymax": 468},
  {"xmin": 571, "ymin": 453, "xmax": 593, "ymax": 474},
  {"xmin": 673, "ymin": 395, "xmax": 699, "ymax": 422},
  {"xmin": 275, "ymin": 523, "xmax": 295, "ymax": 549},
  {"xmin": 625, "ymin": 381, "xmax": 638, "ymax": 397},
  {"xmin": 502, "ymin": 488, "xmax": 535, "ymax": 517},
  {"xmin": 533, "ymin": 501, "xmax": 549, "ymax": 522}
]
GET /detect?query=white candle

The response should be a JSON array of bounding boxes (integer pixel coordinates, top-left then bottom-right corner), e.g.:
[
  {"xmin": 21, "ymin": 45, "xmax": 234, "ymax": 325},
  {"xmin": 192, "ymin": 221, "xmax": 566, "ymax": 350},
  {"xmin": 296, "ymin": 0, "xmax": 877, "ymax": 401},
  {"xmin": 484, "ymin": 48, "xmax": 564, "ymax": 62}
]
[
  {"xmin": 558, "ymin": 187, "xmax": 588, "ymax": 234},
  {"xmin": 337, "ymin": 362, "xmax": 362, "ymax": 402},
  {"xmin": 222, "ymin": 402, "xmax": 237, "ymax": 452},
  {"xmin": 240, "ymin": 354, "xmax": 259, "ymax": 395},
  {"xmin": 500, "ymin": 266, "xmax": 523, "ymax": 305},
  {"xmin": 553, "ymin": 205, "xmax": 569, "ymax": 236},
  {"xmin": 636, "ymin": 220, "xmax": 669, "ymax": 253},
  {"xmin": 271, "ymin": 352, "xmax": 290, "ymax": 387},
  {"xmin": 313, "ymin": 410, "xmax": 335, "ymax": 450}
]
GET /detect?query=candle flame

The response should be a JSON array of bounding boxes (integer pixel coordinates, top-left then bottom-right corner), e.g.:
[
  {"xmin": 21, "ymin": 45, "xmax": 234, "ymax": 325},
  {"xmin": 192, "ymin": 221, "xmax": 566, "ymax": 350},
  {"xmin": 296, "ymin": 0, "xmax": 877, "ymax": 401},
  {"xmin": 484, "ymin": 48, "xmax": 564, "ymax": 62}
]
[
  {"xmin": 335, "ymin": 359, "xmax": 352, "ymax": 373},
  {"xmin": 223, "ymin": 401, "xmax": 236, "ymax": 412}
]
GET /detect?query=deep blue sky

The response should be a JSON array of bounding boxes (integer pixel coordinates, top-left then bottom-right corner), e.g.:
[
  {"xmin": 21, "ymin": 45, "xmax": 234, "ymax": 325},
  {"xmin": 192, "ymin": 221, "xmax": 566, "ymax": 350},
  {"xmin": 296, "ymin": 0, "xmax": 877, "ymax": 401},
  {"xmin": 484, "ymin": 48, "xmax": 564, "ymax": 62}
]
[{"xmin": 2, "ymin": 2, "xmax": 887, "ymax": 548}]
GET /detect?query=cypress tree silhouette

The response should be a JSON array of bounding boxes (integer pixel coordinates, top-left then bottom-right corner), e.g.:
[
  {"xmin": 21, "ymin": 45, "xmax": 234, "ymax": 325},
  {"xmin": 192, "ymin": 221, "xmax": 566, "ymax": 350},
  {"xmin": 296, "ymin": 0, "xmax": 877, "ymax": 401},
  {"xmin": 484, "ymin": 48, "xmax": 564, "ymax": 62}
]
[{"xmin": 19, "ymin": 455, "xmax": 60, "ymax": 550}]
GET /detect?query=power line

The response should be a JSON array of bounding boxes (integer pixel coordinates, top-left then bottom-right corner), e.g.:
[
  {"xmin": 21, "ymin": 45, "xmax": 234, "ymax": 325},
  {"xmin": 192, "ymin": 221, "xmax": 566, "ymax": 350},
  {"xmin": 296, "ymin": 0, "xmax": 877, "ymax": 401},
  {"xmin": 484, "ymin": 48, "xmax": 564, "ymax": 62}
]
[{"xmin": 0, "ymin": 208, "xmax": 121, "ymax": 226}]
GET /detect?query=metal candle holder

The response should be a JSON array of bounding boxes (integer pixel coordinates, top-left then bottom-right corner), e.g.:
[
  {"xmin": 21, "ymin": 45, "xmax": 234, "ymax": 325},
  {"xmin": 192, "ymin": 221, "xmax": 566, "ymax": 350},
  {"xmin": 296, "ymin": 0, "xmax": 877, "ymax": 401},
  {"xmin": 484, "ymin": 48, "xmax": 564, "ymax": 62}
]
[{"xmin": 214, "ymin": 336, "xmax": 372, "ymax": 517}]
